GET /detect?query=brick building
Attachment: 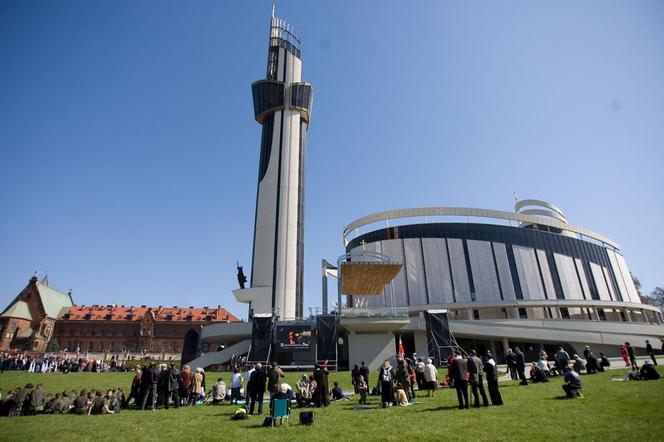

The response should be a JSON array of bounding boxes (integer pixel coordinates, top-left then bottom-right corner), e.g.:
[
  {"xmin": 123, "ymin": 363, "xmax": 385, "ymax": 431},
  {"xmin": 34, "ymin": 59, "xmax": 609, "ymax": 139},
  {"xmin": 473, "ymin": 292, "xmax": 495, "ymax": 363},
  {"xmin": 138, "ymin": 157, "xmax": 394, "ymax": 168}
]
[
  {"xmin": 1, "ymin": 275, "xmax": 240, "ymax": 356},
  {"xmin": 0, "ymin": 274, "xmax": 74, "ymax": 353},
  {"xmin": 53, "ymin": 304, "xmax": 239, "ymax": 355}
]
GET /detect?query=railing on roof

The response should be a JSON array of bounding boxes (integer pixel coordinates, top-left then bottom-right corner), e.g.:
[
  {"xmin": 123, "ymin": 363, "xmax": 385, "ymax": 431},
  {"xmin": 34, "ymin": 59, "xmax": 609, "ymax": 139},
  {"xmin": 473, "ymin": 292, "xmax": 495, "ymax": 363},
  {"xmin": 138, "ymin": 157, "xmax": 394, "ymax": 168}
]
[{"xmin": 339, "ymin": 307, "xmax": 409, "ymax": 319}]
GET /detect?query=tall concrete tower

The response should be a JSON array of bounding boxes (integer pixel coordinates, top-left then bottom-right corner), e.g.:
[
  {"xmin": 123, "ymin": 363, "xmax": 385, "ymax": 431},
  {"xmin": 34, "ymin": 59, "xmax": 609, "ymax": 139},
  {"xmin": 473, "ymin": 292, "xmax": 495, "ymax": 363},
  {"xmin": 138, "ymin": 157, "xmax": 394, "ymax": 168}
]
[{"xmin": 239, "ymin": 10, "xmax": 312, "ymax": 320}]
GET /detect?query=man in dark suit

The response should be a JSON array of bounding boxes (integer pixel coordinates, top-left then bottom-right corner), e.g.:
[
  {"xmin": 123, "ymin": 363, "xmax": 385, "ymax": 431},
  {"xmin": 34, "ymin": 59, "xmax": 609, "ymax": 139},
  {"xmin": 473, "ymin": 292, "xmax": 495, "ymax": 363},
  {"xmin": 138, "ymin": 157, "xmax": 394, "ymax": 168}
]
[
  {"xmin": 467, "ymin": 350, "xmax": 489, "ymax": 407},
  {"xmin": 450, "ymin": 352, "xmax": 469, "ymax": 409},
  {"xmin": 359, "ymin": 361, "xmax": 370, "ymax": 387},
  {"xmin": 484, "ymin": 351, "xmax": 503, "ymax": 405},
  {"xmin": 646, "ymin": 340, "xmax": 657, "ymax": 365},
  {"xmin": 168, "ymin": 363, "xmax": 180, "ymax": 408},
  {"xmin": 140, "ymin": 363, "xmax": 159, "ymax": 410},
  {"xmin": 249, "ymin": 362, "xmax": 267, "ymax": 415},
  {"xmin": 514, "ymin": 347, "xmax": 528, "ymax": 385}
]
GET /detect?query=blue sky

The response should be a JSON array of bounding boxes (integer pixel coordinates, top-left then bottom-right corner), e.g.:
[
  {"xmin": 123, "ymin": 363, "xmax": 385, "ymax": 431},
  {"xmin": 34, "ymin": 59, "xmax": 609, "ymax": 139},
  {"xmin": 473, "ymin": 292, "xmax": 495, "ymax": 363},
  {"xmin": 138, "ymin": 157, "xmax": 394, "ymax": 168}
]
[{"xmin": 1, "ymin": 0, "xmax": 663, "ymax": 319}]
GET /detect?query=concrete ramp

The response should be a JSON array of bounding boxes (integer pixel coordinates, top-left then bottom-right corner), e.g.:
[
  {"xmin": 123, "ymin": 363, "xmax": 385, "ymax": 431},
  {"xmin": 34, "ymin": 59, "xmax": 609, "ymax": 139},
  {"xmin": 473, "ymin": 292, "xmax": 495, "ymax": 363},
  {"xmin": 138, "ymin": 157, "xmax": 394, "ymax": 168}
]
[{"xmin": 186, "ymin": 339, "xmax": 251, "ymax": 370}]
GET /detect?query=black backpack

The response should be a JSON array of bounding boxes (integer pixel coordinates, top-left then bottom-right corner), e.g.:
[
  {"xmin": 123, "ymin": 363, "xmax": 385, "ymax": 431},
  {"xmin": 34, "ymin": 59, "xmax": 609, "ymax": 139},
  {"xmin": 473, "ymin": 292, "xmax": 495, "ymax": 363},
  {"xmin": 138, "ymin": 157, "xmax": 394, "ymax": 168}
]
[{"xmin": 299, "ymin": 411, "xmax": 315, "ymax": 425}]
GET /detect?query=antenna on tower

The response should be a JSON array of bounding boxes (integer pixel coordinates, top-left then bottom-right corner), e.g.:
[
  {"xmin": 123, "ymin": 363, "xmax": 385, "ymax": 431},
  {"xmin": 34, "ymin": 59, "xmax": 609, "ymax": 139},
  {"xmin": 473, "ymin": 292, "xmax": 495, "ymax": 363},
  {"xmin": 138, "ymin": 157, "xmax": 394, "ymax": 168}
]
[{"xmin": 272, "ymin": 4, "xmax": 275, "ymax": 17}]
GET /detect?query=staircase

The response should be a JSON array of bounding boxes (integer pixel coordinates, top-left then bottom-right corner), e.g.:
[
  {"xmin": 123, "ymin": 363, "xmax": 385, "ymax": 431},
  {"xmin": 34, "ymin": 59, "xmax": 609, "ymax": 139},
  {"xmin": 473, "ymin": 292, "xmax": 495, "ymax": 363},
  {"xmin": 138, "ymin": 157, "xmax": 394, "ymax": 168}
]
[{"xmin": 186, "ymin": 339, "xmax": 251, "ymax": 370}]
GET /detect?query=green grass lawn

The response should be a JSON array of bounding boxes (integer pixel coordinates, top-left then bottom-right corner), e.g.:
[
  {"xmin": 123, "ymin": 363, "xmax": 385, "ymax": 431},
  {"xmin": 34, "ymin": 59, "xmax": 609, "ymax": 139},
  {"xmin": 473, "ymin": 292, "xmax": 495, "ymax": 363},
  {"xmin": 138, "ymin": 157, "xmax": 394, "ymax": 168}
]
[{"xmin": 1, "ymin": 367, "xmax": 663, "ymax": 441}]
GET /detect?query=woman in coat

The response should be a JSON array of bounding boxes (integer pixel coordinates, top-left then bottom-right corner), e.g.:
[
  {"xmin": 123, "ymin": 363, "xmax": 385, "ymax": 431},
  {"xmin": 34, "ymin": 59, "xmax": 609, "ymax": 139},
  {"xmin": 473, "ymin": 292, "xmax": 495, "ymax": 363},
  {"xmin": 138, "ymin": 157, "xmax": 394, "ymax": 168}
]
[{"xmin": 379, "ymin": 360, "xmax": 396, "ymax": 408}]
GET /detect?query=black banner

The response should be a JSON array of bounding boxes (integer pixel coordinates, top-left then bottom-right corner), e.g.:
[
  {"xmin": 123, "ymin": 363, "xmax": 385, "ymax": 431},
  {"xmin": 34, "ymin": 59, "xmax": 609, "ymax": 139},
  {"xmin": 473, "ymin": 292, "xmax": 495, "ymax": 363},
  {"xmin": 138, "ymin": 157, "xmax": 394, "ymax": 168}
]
[
  {"xmin": 316, "ymin": 315, "xmax": 337, "ymax": 361},
  {"xmin": 248, "ymin": 315, "xmax": 273, "ymax": 362},
  {"xmin": 181, "ymin": 328, "xmax": 201, "ymax": 367}
]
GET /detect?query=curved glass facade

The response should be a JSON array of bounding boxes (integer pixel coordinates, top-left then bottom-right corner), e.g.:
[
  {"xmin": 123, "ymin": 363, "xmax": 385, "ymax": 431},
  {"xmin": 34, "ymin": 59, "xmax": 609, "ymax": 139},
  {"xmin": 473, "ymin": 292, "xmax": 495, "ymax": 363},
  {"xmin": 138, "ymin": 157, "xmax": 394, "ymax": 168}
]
[{"xmin": 346, "ymin": 222, "xmax": 644, "ymax": 319}]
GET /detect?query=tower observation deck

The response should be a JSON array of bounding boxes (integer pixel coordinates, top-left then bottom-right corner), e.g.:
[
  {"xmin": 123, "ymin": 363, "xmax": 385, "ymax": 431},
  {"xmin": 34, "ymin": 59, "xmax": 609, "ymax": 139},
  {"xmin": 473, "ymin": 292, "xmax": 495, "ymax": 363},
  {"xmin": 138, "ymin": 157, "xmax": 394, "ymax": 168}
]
[{"xmin": 238, "ymin": 10, "xmax": 313, "ymax": 320}]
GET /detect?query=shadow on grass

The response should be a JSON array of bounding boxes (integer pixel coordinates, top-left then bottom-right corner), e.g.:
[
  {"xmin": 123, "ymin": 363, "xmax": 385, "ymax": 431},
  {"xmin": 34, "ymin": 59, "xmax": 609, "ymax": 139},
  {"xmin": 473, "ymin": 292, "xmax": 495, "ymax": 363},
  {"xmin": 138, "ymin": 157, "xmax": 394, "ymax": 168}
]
[{"xmin": 414, "ymin": 405, "xmax": 459, "ymax": 412}]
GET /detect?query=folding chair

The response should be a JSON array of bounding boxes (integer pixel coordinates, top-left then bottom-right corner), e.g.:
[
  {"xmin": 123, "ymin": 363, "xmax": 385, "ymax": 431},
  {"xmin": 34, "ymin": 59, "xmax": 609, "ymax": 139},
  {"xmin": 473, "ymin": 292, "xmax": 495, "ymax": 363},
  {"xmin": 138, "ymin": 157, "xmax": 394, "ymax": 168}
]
[{"xmin": 271, "ymin": 398, "xmax": 289, "ymax": 427}]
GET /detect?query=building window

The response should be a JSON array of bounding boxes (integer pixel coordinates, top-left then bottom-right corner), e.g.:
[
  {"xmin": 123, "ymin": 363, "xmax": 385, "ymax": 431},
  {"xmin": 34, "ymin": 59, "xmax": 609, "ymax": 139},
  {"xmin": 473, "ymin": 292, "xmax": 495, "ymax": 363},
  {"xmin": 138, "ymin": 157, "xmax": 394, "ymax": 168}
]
[
  {"xmin": 80, "ymin": 328, "xmax": 86, "ymax": 336},
  {"xmin": 88, "ymin": 342, "xmax": 94, "ymax": 352},
  {"xmin": 134, "ymin": 329, "xmax": 140, "ymax": 337},
  {"xmin": 69, "ymin": 328, "xmax": 75, "ymax": 337},
  {"xmin": 112, "ymin": 328, "xmax": 118, "ymax": 337},
  {"xmin": 151, "ymin": 343, "xmax": 158, "ymax": 352},
  {"xmin": 163, "ymin": 328, "xmax": 170, "ymax": 337},
  {"xmin": 66, "ymin": 341, "xmax": 72, "ymax": 351},
  {"xmin": 101, "ymin": 328, "xmax": 108, "ymax": 337},
  {"xmin": 131, "ymin": 343, "xmax": 138, "ymax": 352},
  {"xmin": 98, "ymin": 343, "xmax": 104, "ymax": 352},
  {"xmin": 598, "ymin": 309, "xmax": 607, "ymax": 321},
  {"xmin": 91, "ymin": 328, "xmax": 97, "ymax": 336},
  {"xmin": 123, "ymin": 328, "xmax": 128, "ymax": 337},
  {"xmin": 120, "ymin": 343, "xmax": 127, "ymax": 352},
  {"xmin": 162, "ymin": 344, "xmax": 168, "ymax": 353},
  {"xmin": 473, "ymin": 309, "xmax": 480, "ymax": 320},
  {"xmin": 172, "ymin": 344, "xmax": 178, "ymax": 353},
  {"xmin": 518, "ymin": 308, "xmax": 528, "ymax": 319},
  {"xmin": 560, "ymin": 308, "xmax": 570, "ymax": 320}
]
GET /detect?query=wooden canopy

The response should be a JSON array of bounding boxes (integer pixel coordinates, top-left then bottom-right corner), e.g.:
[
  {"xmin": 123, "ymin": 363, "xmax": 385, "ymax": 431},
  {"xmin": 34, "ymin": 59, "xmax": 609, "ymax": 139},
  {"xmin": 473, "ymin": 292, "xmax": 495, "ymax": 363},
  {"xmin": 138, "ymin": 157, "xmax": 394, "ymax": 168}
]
[{"xmin": 339, "ymin": 262, "xmax": 402, "ymax": 296}]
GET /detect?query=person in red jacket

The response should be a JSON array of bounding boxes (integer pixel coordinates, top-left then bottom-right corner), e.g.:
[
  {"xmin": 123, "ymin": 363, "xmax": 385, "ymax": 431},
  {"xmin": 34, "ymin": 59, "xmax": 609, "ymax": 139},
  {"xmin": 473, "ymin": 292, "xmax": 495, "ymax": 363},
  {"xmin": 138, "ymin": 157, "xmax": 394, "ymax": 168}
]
[{"xmin": 620, "ymin": 345, "xmax": 630, "ymax": 367}]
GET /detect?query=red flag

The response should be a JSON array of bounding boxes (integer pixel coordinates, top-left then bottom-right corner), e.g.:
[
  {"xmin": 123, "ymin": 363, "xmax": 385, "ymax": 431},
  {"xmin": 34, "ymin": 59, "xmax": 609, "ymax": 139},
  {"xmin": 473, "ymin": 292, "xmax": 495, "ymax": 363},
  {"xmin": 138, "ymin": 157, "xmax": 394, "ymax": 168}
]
[{"xmin": 398, "ymin": 335, "xmax": 405, "ymax": 359}]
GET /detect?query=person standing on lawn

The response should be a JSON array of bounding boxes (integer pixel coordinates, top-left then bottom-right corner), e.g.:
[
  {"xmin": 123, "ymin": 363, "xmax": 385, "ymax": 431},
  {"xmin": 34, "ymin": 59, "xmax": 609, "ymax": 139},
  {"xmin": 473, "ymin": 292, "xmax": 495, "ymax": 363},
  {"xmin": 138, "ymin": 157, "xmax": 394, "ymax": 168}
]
[
  {"xmin": 179, "ymin": 365, "xmax": 192, "ymax": 406},
  {"xmin": 249, "ymin": 362, "xmax": 266, "ymax": 415},
  {"xmin": 506, "ymin": 349, "xmax": 518, "ymax": 380},
  {"xmin": 450, "ymin": 352, "xmax": 469, "ymax": 409},
  {"xmin": 230, "ymin": 367, "xmax": 243, "ymax": 404},
  {"xmin": 267, "ymin": 361, "xmax": 285, "ymax": 398},
  {"xmin": 514, "ymin": 347, "xmax": 528, "ymax": 385},
  {"xmin": 620, "ymin": 344, "xmax": 630, "ymax": 367},
  {"xmin": 467, "ymin": 350, "xmax": 489, "ymax": 407},
  {"xmin": 359, "ymin": 361, "xmax": 370, "ymax": 387},
  {"xmin": 140, "ymin": 363, "xmax": 158, "ymax": 410},
  {"xmin": 351, "ymin": 364, "xmax": 360, "ymax": 394},
  {"xmin": 625, "ymin": 342, "xmax": 638, "ymax": 370},
  {"xmin": 483, "ymin": 351, "xmax": 503, "ymax": 406},
  {"xmin": 313, "ymin": 363, "xmax": 330, "ymax": 407},
  {"xmin": 423, "ymin": 358, "xmax": 438, "ymax": 397},
  {"xmin": 167, "ymin": 363, "xmax": 180, "ymax": 408},
  {"xmin": 646, "ymin": 340, "xmax": 658, "ymax": 365},
  {"xmin": 379, "ymin": 360, "xmax": 396, "ymax": 408}
]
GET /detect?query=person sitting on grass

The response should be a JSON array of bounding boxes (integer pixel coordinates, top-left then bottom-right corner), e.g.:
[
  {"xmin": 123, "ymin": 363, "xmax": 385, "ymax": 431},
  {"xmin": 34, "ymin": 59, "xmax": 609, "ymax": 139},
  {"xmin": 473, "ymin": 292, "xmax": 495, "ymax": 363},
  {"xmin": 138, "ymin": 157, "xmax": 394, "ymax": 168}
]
[
  {"xmin": 212, "ymin": 377, "xmax": 227, "ymax": 404},
  {"xmin": 71, "ymin": 389, "xmax": 89, "ymax": 415},
  {"xmin": 269, "ymin": 383, "xmax": 291, "ymax": 423},
  {"xmin": 562, "ymin": 366, "xmax": 583, "ymax": 398},
  {"xmin": 395, "ymin": 383, "xmax": 409, "ymax": 407},
  {"xmin": 529, "ymin": 363, "xmax": 549, "ymax": 383},
  {"xmin": 331, "ymin": 382, "xmax": 348, "ymax": 401},
  {"xmin": 597, "ymin": 353, "xmax": 611, "ymax": 372},
  {"xmin": 296, "ymin": 375, "xmax": 312, "ymax": 407},
  {"xmin": 639, "ymin": 360, "xmax": 661, "ymax": 380},
  {"xmin": 573, "ymin": 355, "xmax": 586, "ymax": 374}
]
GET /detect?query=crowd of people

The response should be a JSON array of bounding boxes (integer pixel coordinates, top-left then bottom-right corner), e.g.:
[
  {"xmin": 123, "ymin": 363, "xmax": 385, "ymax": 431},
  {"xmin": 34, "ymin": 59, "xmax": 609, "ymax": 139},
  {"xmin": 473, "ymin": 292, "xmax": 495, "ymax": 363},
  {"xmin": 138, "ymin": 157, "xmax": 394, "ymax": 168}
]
[
  {"xmin": 1, "ymin": 340, "xmax": 661, "ymax": 417},
  {"xmin": 0, "ymin": 352, "xmax": 133, "ymax": 373}
]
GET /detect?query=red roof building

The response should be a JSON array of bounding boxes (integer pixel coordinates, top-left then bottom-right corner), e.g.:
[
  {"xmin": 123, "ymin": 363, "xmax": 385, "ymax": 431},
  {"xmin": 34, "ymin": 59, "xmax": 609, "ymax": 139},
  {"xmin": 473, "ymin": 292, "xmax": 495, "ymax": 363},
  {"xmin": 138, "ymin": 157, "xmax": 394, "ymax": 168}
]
[
  {"xmin": 53, "ymin": 304, "xmax": 240, "ymax": 355},
  {"xmin": 1, "ymin": 275, "xmax": 240, "ymax": 356}
]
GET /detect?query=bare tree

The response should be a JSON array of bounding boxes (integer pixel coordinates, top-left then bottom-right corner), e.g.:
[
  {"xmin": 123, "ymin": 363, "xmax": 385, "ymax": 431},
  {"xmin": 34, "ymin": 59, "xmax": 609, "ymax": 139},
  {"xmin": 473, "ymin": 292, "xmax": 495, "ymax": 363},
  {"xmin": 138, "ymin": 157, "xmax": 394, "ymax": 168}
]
[{"xmin": 631, "ymin": 273, "xmax": 642, "ymax": 295}]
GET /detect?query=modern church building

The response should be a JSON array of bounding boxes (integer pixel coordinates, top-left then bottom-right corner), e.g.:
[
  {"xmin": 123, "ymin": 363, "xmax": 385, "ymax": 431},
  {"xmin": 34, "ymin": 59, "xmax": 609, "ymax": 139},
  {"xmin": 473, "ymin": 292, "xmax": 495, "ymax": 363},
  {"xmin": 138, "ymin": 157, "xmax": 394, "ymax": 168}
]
[
  {"xmin": 336, "ymin": 201, "xmax": 664, "ymax": 367},
  {"xmin": 192, "ymin": 11, "xmax": 664, "ymax": 370}
]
